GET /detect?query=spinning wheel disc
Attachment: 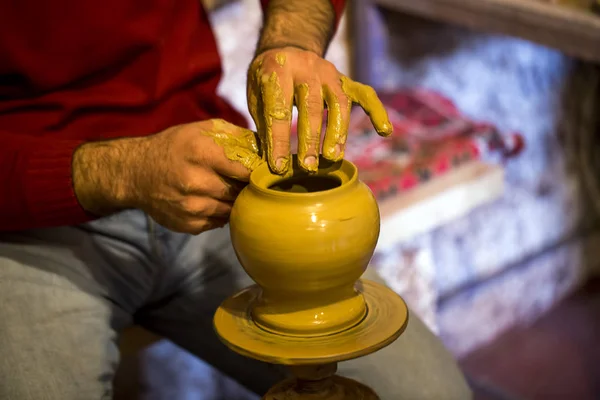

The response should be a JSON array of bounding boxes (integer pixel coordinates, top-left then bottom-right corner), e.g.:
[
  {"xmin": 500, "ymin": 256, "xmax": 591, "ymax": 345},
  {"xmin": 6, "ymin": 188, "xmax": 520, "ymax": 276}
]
[{"xmin": 214, "ymin": 280, "xmax": 409, "ymax": 365}]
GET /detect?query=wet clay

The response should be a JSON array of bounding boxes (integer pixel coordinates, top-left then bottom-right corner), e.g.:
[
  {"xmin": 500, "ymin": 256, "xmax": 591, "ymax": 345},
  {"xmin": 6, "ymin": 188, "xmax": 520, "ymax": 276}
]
[
  {"xmin": 275, "ymin": 52, "xmax": 286, "ymax": 67},
  {"xmin": 201, "ymin": 119, "xmax": 263, "ymax": 172}
]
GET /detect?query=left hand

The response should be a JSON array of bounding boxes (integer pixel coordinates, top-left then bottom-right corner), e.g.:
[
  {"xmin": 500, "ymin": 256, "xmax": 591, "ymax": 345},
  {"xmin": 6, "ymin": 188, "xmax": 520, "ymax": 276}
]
[{"xmin": 247, "ymin": 47, "xmax": 393, "ymax": 174}]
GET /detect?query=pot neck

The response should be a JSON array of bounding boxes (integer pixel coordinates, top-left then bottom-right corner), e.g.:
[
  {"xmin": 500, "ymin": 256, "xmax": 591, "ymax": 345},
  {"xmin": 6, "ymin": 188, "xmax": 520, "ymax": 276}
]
[{"xmin": 248, "ymin": 156, "xmax": 359, "ymax": 201}]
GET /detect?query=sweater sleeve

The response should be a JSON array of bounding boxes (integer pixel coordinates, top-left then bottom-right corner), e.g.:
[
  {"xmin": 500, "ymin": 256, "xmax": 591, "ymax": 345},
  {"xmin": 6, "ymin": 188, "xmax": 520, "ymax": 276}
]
[
  {"xmin": 0, "ymin": 133, "xmax": 95, "ymax": 231},
  {"xmin": 260, "ymin": 0, "xmax": 347, "ymax": 30}
]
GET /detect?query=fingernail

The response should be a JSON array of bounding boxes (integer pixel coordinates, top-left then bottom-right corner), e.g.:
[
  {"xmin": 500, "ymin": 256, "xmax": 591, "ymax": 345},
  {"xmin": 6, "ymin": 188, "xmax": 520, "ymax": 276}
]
[
  {"xmin": 304, "ymin": 155, "xmax": 317, "ymax": 170},
  {"xmin": 334, "ymin": 144, "xmax": 343, "ymax": 159},
  {"xmin": 275, "ymin": 157, "xmax": 288, "ymax": 172}
]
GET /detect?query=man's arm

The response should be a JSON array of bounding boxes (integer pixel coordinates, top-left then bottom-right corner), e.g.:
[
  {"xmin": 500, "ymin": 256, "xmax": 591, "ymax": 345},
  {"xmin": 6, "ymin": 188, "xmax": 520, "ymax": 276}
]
[{"xmin": 257, "ymin": 0, "xmax": 346, "ymax": 56}]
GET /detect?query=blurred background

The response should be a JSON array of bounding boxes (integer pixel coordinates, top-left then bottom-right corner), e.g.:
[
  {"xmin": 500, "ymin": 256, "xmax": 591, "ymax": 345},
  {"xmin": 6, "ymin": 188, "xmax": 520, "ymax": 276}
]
[{"xmin": 114, "ymin": 0, "xmax": 600, "ymax": 398}]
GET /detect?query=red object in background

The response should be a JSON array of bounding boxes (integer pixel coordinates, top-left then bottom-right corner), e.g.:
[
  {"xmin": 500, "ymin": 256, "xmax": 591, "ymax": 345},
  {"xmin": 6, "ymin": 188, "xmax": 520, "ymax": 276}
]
[{"xmin": 290, "ymin": 89, "xmax": 524, "ymax": 201}]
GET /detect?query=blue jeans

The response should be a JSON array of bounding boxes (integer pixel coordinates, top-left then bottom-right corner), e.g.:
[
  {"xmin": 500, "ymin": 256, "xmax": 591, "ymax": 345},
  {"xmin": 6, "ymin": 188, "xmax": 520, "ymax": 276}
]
[{"xmin": 0, "ymin": 210, "xmax": 471, "ymax": 399}]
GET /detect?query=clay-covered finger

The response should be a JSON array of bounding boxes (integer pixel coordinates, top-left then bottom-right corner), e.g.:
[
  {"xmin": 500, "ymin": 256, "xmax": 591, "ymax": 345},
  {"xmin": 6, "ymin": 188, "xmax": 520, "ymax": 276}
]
[
  {"xmin": 261, "ymin": 71, "xmax": 293, "ymax": 174},
  {"xmin": 247, "ymin": 59, "xmax": 264, "ymax": 137},
  {"xmin": 295, "ymin": 82, "xmax": 323, "ymax": 172},
  {"xmin": 322, "ymin": 84, "xmax": 351, "ymax": 162},
  {"xmin": 213, "ymin": 144, "xmax": 262, "ymax": 182},
  {"xmin": 247, "ymin": 85, "xmax": 262, "ymax": 136},
  {"xmin": 201, "ymin": 120, "xmax": 263, "ymax": 181},
  {"xmin": 341, "ymin": 76, "xmax": 393, "ymax": 137}
]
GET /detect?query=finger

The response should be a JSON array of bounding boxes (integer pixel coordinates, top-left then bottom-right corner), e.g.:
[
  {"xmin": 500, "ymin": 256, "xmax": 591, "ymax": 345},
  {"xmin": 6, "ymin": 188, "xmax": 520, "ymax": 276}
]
[
  {"xmin": 187, "ymin": 218, "xmax": 229, "ymax": 235},
  {"xmin": 200, "ymin": 120, "xmax": 263, "ymax": 181},
  {"xmin": 188, "ymin": 171, "xmax": 244, "ymax": 202},
  {"xmin": 322, "ymin": 83, "xmax": 351, "ymax": 162},
  {"xmin": 166, "ymin": 216, "xmax": 228, "ymax": 235},
  {"xmin": 180, "ymin": 197, "xmax": 233, "ymax": 219},
  {"xmin": 190, "ymin": 217, "xmax": 229, "ymax": 235},
  {"xmin": 212, "ymin": 144, "xmax": 262, "ymax": 182},
  {"xmin": 177, "ymin": 167, "xmax": 241, "ymax": 202},
  {"xmin": 220, "ymin": 176, "xmax": 247, "ymax": 199},
  {"xmin": 247, "ymin": 75, "xmax": 263, "ymax": 141},
  {"xmin": 295, "ymin": 81, "xmax": 323, "ymax": 172},
  {"xmin": 261, "ymin": 71, "xmax": 293, "ymax": 174},
  {"xmin": 248, "ymin": 59, "xmax": 267, "ymax": 160},
  {"xmin": 340, "ymin": 76, "xmax": 393, "ymax": 137}
]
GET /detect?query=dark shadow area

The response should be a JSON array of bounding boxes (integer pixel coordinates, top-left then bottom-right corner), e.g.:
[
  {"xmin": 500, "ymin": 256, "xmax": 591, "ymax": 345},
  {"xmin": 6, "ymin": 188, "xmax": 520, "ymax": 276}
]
[{"xmin": 462, "ymin": 278, "xmax": 600, "ymax": 400}]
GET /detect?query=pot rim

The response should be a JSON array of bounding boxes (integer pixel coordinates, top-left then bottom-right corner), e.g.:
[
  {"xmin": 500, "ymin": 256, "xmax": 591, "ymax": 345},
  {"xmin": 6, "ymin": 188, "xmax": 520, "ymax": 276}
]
[{"xmin": 249, "ymin": 155, "xmax": 359, "ymax": 198}]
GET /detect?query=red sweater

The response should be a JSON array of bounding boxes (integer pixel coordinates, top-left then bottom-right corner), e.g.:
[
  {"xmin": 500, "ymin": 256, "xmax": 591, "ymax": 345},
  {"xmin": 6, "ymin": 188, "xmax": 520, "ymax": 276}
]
[{"xmin": 0, "ymin": 0, "xmax": 345, "ymax": 231}]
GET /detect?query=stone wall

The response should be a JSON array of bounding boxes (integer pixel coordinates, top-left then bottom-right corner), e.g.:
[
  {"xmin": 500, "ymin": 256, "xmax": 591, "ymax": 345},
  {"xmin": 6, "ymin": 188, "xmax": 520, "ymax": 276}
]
[{"xmin": 364, "ymin": 11, "xmax": 600, "ymax": 356}]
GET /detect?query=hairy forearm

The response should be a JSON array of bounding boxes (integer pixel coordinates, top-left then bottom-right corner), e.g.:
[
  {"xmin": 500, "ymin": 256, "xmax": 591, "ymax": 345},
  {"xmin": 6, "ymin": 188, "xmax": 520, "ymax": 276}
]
[
  {"xmin": 257, "ymin": 0, "xmax": 336, "ymax": 56},
  {"xmin": 72, "ymin": 137, "xmax": 144, "ymax": 216}
]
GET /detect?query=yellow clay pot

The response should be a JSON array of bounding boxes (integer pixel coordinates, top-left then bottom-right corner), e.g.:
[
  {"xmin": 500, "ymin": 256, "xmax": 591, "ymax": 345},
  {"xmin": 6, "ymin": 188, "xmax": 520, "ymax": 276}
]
[{"xmin": 229, "ymin": 156, "xmax": 380, "ymax": 337}]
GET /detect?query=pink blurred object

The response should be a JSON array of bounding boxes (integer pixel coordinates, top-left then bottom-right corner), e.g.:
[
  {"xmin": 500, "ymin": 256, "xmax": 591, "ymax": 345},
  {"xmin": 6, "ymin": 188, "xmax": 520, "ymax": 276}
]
[{"xmin": 289, "ymin": 89, "xmax": 524, "ymax": 200}]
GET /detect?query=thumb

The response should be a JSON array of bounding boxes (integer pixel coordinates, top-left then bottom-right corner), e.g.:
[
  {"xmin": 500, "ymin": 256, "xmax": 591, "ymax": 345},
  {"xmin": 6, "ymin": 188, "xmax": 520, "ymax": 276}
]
[
  {"xmin": 204, "ymin": 119, "xmax": 264, "ymax": 182},
  {"xmin": 217, "ymin": 144, "xmax": 263, "ymax": 182}
]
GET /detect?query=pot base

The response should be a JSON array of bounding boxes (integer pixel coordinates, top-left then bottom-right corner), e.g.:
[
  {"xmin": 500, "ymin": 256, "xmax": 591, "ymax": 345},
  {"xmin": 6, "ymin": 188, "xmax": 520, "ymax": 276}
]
[
  {"xmin": 251, "ymin": 289, "xmax": 368, "ymax": 338},
  {"xmin": 213, "ymin": 280, "xmax": 409, "ymax": 365}
]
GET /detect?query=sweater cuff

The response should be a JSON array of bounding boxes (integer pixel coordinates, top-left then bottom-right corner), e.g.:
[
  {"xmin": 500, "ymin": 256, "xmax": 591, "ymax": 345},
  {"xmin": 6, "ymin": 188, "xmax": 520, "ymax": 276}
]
[
  {"xmin": 23, "ymin": 140, "xmax": 96, "ymax": 228},
  {"xmin": 260, "ymin": 0, "xmax": 346, "ymax": 30}
]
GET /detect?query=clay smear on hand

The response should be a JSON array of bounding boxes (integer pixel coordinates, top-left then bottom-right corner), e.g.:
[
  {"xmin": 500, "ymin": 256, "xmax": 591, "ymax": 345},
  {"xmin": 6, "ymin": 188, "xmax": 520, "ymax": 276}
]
[
  {"xmin": 275, "ymin": 53, "xmax": 286, "ymax": 67},
  {"xmin": 201, "ymin": 119, "xmax": 263, "ymax": 173}
]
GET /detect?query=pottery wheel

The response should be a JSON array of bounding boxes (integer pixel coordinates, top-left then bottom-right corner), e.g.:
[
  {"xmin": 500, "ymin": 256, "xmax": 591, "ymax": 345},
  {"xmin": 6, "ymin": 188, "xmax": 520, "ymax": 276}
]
[{"xmin": 213, "ymin": 279, "xmax": 409, "ymax": 365}]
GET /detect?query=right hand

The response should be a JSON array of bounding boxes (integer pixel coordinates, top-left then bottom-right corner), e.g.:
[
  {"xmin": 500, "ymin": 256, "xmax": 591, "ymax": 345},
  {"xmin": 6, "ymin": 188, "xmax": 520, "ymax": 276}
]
[{"xmin": 73, "ymin": 119, "xmax": 262, "ymax": 235}]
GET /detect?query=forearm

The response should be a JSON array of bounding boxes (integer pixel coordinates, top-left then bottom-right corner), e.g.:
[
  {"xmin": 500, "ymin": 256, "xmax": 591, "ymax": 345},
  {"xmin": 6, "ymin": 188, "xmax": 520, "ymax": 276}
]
[
  {"xmin": 257, "ymin": 0, "xmax": 337, "ymax": 56},
  {"xmin": 72, "ymin": 138, "xmax": 143, "ymax": 217}
]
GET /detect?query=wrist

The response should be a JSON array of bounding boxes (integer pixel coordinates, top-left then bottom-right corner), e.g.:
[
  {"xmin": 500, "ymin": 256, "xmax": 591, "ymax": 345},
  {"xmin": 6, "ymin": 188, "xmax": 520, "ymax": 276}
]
[
  {"xmin": 256, "ymin": 36, "xmax": 323, "ymax": 58},
  {"xmin": 72, "ymin": 137, "xmax": 145, "ymax": 215},
  {"xmin": 255, "ymin": 43, "xmax": 320, "ymax": 58},
  {"xmin": 257, "ymin": 0, "xmax": 335, "ymax": 57}
]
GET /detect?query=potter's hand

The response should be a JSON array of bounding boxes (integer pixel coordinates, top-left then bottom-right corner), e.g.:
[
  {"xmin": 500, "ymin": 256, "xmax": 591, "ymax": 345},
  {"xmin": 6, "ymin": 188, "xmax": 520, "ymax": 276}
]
[
  {"xmin": 247, "ymin": 47, "xmax": 393, "ymax": 174},
  {"xmin": 72, "ymin": 119, "xmax": 261, "ymax": 235}
]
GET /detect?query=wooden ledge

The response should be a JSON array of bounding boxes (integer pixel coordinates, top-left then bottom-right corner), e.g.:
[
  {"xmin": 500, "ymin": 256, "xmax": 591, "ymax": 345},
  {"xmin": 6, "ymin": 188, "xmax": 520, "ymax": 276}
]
[
  {"xmin": 377, "ymin": 162, "xmax": 504, "ymax": 250},
  {"xmin": 374, "ymin": 0, "xmax": 600, "ymax": 63}
]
